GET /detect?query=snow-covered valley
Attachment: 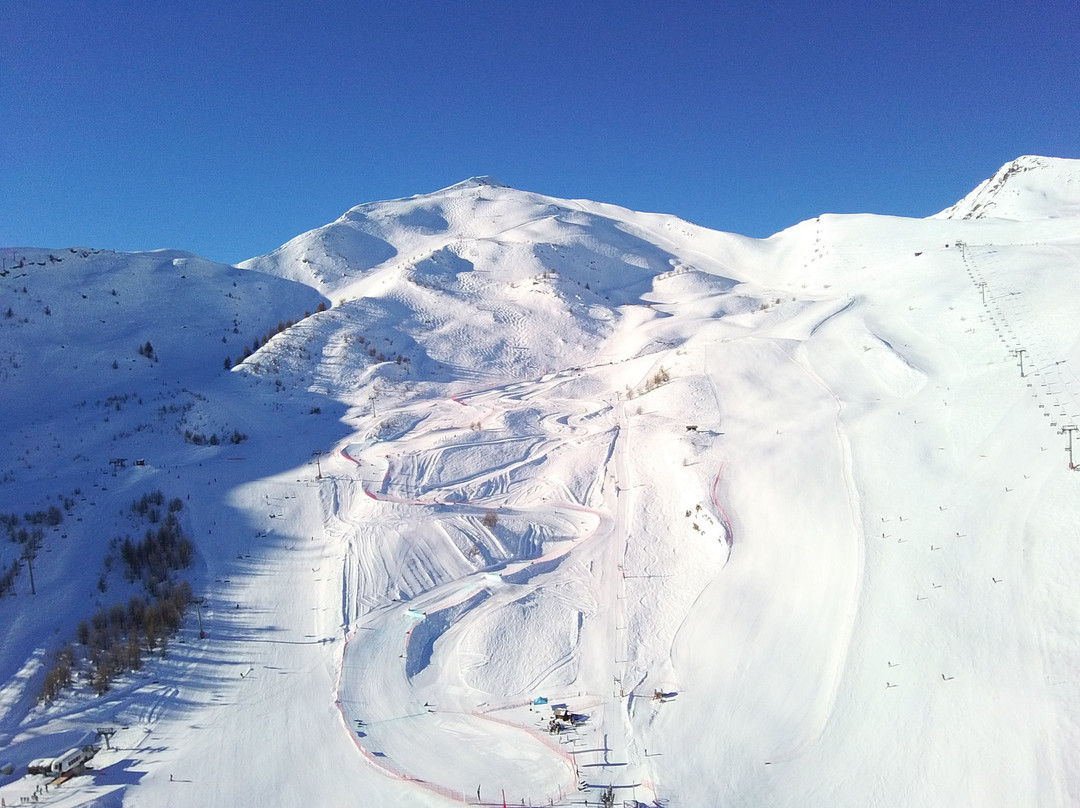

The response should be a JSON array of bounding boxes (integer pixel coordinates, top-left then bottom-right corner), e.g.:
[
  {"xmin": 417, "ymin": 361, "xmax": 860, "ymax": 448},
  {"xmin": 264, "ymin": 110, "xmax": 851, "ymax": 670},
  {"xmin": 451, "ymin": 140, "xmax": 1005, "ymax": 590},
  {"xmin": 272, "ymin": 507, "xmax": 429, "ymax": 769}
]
[{"xmin": 2, "ymin": 156, "xmax": 1079, "ymax": 807}]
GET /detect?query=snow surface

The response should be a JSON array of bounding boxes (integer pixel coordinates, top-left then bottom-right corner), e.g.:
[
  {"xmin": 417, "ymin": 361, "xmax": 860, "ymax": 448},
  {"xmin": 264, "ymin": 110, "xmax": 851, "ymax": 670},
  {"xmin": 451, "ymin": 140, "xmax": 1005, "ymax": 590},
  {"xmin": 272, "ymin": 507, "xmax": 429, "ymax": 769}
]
[
  {"xmin": 934, "ymin": 155, "xmax": 1080, "ymax": 222},
  {"xmin": 2, "ymin": 157, "xmax": 1080, "ymax": 807}
]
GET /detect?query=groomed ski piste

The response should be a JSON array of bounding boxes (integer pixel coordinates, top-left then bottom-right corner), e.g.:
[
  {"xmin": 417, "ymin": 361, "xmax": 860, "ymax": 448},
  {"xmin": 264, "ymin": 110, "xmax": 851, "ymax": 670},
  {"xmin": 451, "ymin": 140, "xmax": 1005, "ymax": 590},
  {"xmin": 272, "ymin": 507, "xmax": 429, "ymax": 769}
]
[{"xmin": 1, "ymin": 156, "xmax": 1079, "ymax": 806}]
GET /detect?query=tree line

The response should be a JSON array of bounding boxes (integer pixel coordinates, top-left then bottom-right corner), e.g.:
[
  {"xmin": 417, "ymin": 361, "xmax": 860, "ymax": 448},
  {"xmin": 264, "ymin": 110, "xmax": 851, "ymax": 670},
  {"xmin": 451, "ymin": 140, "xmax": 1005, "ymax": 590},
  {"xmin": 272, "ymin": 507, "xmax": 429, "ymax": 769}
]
[{"xmin": 38, "ymin": 490, "xmax": 196, "ymax": 702}]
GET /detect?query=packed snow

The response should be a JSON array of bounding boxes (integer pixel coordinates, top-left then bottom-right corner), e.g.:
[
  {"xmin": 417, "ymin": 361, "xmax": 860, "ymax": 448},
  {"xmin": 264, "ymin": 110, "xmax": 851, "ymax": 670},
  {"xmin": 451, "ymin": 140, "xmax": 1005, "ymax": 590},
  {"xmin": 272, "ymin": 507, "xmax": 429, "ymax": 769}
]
[{"xmin": 1, "ymin": 157, "xmax": 1079, "ymax": 807}]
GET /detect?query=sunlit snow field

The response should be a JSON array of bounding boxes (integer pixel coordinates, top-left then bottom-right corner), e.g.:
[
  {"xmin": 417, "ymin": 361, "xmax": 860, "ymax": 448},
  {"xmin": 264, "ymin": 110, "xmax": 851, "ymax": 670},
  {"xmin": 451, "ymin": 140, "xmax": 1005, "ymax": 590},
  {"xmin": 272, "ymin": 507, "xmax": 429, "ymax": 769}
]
[{"xmin": 1, "ymin": 157, "xmax": 1079, "ymax": 807}]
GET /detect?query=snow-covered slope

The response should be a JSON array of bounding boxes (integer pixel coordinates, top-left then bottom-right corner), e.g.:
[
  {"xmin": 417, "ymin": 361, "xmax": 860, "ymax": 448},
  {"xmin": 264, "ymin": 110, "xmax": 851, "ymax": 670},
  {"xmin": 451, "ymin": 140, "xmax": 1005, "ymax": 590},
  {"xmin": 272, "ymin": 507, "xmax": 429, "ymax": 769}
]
[
  {"xmin": 934, "ymin": 155, "xmax": 1080, "ymax": 221},
  {"xmin": 239, "ymin": 176, "xmax": 755, "ymax": 385},
  {"xmin": 1, "ymin": 159, "xmax": 1079, "ymax": 808}
]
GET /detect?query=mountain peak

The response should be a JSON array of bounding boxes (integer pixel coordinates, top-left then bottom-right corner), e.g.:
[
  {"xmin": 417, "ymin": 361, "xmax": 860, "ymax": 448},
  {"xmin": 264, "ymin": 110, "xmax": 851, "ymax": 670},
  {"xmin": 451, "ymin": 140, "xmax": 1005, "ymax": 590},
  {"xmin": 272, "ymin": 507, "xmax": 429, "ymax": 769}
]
[
  {"xmin": 438, "ymin": 175, "xmax": 507, "ymax": 193},
  {"xmin": 934, "ymin": 155, "xmax": 1080, "ymax": 221}
]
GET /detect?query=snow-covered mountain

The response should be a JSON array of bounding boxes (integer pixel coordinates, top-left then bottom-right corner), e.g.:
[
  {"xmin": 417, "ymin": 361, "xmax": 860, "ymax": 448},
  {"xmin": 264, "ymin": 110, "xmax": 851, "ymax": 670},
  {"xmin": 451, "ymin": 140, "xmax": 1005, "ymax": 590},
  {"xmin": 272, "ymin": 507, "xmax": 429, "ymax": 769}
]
[
  {"xmin": 1, "ymin": 157, "xmax": 1079, "ymax": 807},
  {"xmin": 237, "ymin": 175, "xmax": 758, "ymax": 386},
  {"xmin": 934, "ymin": 154, "xmax": 1080, "ymax": 221}
]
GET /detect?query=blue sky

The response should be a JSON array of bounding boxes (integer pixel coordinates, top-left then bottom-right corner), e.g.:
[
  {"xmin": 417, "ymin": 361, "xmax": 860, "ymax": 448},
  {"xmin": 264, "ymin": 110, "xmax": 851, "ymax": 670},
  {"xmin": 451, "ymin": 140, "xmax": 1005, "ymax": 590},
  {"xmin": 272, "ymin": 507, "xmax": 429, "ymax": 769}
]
[{"xmin": 3, "ymin": 1, "xmax": 1077, "ymax": 265}]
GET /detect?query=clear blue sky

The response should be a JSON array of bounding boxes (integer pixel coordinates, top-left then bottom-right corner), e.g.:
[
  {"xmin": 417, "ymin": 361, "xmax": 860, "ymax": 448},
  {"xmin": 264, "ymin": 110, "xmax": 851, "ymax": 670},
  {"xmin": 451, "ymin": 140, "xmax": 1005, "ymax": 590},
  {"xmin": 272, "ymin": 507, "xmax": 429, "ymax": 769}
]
[{"xmin": 3, "ymin": 1, "xmax": 1077, "ymax": 265}]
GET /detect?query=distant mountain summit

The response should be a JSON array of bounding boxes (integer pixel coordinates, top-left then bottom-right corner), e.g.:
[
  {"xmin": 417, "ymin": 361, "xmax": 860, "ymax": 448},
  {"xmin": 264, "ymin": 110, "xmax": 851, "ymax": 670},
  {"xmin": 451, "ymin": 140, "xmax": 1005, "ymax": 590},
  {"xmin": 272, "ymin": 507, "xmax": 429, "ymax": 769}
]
[
  {"xmin": 934, "ymin": 155, "xmax": 1080, "ymax": 221},
  {"xmin": 441, "ymin": 175, "xmax": 507, "ymax": 190},
  {"xmin": 237, "ymin": 173, "xmax": 747, "ymax": 384}
]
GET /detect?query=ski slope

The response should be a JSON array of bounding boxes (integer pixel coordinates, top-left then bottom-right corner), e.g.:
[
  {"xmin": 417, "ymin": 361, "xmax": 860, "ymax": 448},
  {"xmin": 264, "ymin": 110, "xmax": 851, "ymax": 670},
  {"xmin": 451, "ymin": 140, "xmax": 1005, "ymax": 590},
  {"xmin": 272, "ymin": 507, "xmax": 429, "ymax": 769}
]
[{"xmin": 1, "ymin": 157, "xmax": 1079, "ymax": 807}]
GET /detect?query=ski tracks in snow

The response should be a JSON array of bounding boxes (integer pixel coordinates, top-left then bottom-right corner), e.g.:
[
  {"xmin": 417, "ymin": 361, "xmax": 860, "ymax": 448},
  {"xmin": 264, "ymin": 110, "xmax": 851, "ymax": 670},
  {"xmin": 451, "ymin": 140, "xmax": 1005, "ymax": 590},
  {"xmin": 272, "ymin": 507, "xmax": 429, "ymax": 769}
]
[{"xmin": 331, "ymin": 372, "xmax": 623, "ymax": 803}]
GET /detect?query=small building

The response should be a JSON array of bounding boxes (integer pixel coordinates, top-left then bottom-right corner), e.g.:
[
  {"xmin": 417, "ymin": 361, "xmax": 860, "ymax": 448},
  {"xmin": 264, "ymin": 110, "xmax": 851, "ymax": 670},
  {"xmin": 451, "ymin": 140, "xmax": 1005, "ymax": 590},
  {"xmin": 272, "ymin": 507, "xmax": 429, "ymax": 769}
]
[{"xmin": 27, "ymin": 758, "xmax": 53, "ymax": 776}]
